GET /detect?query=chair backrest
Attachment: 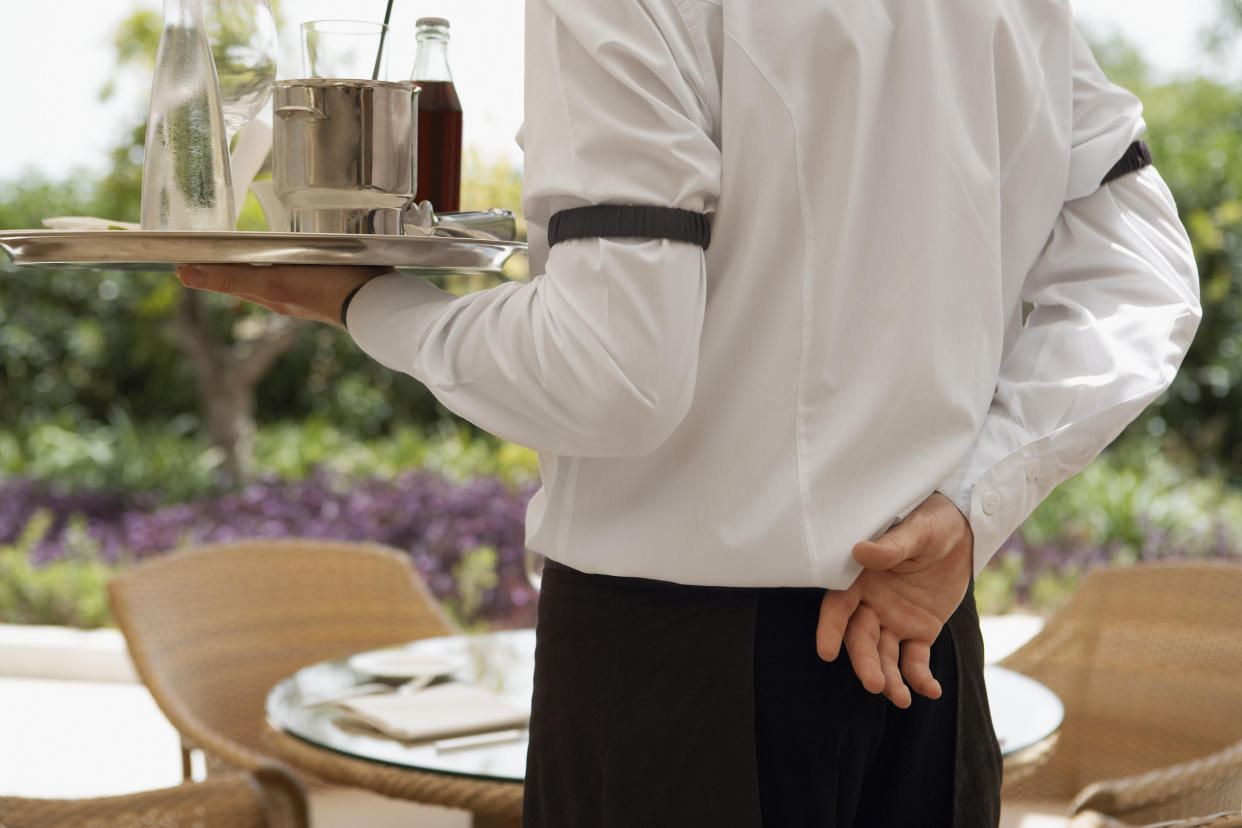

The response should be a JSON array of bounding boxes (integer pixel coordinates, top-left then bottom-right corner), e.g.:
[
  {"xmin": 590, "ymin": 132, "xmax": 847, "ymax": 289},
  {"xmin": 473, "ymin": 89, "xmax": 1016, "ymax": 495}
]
[
  {"xmin": 108, "ymin": 538, "xmax": 458, "ymax": 771},
  {"xmin": 0, "ymin": 765, "xmax": 308, "ymax": 828},
  {"xmin": 1000, "ymin": 562, "xmax": 1242, "ymax": 801}
]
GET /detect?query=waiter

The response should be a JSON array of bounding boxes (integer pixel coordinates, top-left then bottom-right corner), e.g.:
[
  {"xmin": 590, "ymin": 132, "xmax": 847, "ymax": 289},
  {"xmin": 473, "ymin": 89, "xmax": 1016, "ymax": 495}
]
[{"xmin": 178, "ymin": 0, "xmax": 1201, "ymax": 824}]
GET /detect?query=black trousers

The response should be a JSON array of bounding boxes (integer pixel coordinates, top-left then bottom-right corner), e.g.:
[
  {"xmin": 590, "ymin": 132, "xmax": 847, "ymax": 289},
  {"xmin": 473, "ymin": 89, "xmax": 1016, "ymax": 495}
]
[{"xmin": 523, "ymin": 560, "xmax": 1002, "ymax": 827}]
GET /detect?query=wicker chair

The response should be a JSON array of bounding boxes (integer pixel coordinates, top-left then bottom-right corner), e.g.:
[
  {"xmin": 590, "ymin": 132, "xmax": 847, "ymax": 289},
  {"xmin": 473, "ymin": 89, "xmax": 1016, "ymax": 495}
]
[
  {"xmin": 1070, "ymin": 810, "xmax": 1242, "ymax": 828},
  {"xmin": 999, "ymin": 562, "xmax": 1242, "ymax": 822},
  {"xmin": 1067, "ymin": 738, "xmax": 1242, "ymax": 826},
  {"xmin": 0, "ymin": 765, "xmax": 308, "ymax": 827},
  {"xmin": 106, "ymin": 539, "xmax": 458, "ymax": 786}
]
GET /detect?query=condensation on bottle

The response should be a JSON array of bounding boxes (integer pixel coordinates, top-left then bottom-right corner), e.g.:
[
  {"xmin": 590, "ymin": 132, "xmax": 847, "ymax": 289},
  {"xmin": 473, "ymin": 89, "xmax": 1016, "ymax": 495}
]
[{"xmin": 140, "ymin": 0, "xmax": 235, "ymax": 231}]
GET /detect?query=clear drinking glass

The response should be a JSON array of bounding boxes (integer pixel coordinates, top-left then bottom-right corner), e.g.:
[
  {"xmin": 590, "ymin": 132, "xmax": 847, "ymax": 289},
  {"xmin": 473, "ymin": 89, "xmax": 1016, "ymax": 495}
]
[
  {"xmin": 205, "ymin": 0, "xmax": 277, "ymax": 142},
  {"xmin": 301, "ymin": 19, "xmax": 390, "ymax": 79}
]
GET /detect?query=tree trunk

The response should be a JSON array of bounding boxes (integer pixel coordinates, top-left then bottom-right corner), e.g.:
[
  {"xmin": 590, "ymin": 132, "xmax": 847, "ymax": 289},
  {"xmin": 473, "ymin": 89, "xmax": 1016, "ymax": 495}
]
[{"xmin": 173, "ymin": 290, "xmax": 302, "ymax": 487}]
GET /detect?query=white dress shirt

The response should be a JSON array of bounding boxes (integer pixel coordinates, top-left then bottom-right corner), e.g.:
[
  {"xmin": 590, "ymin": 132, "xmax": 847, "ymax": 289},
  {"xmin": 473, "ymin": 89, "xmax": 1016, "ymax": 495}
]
[{"xmin": 348, "ymin": 0, "xmax": 1201, "ymax": 589}]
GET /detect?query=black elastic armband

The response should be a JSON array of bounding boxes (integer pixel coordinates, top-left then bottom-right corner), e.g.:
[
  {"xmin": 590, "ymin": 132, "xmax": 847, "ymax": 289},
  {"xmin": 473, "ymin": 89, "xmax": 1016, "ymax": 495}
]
[
  {"xmin": 1101, "ymin": 140, "xmax": 1153, "ymax": 186},
  {"xmin": 339, "ymin": 283, "xmax": 366, "ymax": 330},
  {"xmin": 547, "ymin": 205, "xmax": 711, "ymax": 250}
]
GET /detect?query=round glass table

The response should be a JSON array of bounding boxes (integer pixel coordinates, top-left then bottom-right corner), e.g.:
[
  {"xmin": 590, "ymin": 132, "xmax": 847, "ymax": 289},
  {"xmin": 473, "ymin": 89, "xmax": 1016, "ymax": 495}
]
[{"xmin": 266, "ymin": 628, "xmax": 1063, "ymax": 784}]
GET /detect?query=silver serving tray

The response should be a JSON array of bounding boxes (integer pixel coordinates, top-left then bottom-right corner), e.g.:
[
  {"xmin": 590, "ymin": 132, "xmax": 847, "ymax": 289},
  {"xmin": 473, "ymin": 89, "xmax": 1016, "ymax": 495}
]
[{"xmin": 0, "ymin": 230, "xmax": 525, "ymax": 275}]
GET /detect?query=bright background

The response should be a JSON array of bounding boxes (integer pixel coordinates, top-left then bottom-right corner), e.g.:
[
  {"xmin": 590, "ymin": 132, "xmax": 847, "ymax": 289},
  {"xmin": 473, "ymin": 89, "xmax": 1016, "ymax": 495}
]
[
  {"xmin": 0, "ymin": 0, "xmax": 1226, "ymax": 181},
  {"xmin": 0, "ymin": 0, "xmax": 525, "ymax": 180}
]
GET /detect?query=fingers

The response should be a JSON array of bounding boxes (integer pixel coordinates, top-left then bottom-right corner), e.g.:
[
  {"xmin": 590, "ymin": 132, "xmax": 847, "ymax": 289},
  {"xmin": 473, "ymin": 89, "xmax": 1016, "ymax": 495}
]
[
  {"xmin": 177, "ymin": 265, "xmax": 290, "ymax": 316},
  {"xmin": 178, "ymin": 263, "xmax": 277, "ymax": 299},
  {"xmin": 820, "ymin": 589, "xmax": 942, "ymax": 707},
  {"xmin": 879, "ymin": 629, "xmax": 911, "ymax": 709},
  {"xmin": 176, "ymin": 264, "xmax": 217, "ymax": 291},
  {"xmin": 842, "ymin": 604, "xmax": 886, "ymax": 695},
  {"xmin": 899, "ymin": 640, "xmax": 942, "ymax": 700},
  {"xmin": 816, "ymin": 588, "xmax": 860, "ymax": 661}
]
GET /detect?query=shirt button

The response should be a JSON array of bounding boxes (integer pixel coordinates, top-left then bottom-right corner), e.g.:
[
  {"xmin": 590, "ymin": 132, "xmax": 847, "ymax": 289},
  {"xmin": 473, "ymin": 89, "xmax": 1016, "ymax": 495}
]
[
  {"xmin": 1026, "ymin": 461, "xmax": 1042, "ymax": 482},
  {"xmin": 981, "ymin": 492, "xmax": 1001, "ymax": 515}
]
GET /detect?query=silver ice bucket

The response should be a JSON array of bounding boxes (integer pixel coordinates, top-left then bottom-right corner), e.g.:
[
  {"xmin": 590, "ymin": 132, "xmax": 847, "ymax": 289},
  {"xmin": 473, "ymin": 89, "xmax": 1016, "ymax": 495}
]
[{"xmin": 272, "ymin": 79, "xmax": 419, "ymax": 235}]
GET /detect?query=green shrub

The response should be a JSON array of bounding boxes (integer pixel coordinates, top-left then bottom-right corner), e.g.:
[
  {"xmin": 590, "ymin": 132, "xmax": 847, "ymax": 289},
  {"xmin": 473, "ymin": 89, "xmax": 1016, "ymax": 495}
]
[
  {"xmin": 1023, "ymin": 443, "xmax": 1242, "ymax": 561},
  {"xmin": 0, "ymin": 406, "xmax": 220, "ymax": 501},
  {"xmin": 252, "ymin": 418, "xmax": 539, "ymax": 486},
  {"xmin": 0, "ymin": 511, "xmax": 116, "ymax": 628},
  {"xmin": 1, "ymin": 415, "xmax": 541, "ymax": 499}
]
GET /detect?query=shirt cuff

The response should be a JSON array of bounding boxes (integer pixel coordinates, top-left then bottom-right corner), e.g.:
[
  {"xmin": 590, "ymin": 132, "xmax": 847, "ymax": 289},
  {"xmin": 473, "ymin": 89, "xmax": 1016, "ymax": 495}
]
[
  {"xmin": 938, "ymin": 438, "xmax": 1064, "ymax": 577},
  {"xmin": 345, "ymin": 272, "xmax": 458, "ymax": 374}
]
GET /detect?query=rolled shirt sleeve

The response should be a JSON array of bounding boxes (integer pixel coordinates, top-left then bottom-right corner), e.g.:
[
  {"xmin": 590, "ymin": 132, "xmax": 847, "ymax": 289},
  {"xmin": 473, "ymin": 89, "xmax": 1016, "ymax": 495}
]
[{"xmin": 347, "ymin": 0, "xmax": 721, "ymax": 457}]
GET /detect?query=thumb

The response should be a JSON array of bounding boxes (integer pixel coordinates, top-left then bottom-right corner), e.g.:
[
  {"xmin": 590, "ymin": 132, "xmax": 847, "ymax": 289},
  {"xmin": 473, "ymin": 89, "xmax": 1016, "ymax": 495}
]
[
  {"xmin": 853, "ymin": 514, "xmax": 928, "ymax": 570},
  {"xmin": 852, "ymin": 538, "xmax": 909, "ymax": 570}
]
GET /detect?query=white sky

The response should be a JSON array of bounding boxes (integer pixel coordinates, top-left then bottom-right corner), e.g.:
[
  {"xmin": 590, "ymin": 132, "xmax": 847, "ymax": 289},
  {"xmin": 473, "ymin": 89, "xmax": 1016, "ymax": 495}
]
[{"xmin": 0, "ymin": 0, "xmax": 1227, "ymax": 182}]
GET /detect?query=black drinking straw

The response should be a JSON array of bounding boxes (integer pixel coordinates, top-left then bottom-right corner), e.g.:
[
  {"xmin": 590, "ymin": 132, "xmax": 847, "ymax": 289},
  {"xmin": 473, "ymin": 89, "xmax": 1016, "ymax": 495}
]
[{"xmin": 371, "ymin": 0, "xmax": 396, "ymax": 80}]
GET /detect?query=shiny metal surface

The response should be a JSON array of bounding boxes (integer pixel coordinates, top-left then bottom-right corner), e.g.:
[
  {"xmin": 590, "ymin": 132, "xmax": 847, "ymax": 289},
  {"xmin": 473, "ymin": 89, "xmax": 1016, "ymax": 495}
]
[
  {"xmin": 406, "ymin": 206, "xmax": 518, "ymax": 241},
  {"xmin": 273, "ymin": 79, "xmax": 418, "ymax": 235},
  {"xmin": 0, "ymin": 229, "xmax": 524, "ymax": 277}
]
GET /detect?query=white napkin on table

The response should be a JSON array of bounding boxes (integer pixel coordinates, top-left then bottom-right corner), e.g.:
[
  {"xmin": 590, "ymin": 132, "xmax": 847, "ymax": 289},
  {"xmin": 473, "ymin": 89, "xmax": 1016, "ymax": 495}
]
[{"xmin": 334, "ymin": 683, "xmax": 529, "ymax": 743}]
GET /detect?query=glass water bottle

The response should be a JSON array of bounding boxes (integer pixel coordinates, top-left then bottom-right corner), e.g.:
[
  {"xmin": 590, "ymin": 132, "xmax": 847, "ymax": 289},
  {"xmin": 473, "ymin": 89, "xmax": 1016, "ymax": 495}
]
[
  {"xmin": 140, "ymin": 0, "xmax": 235, "ymax": 231},
  {"xmin": 410, "ymin": 17, "xmax": 463, "ymax": 213}
]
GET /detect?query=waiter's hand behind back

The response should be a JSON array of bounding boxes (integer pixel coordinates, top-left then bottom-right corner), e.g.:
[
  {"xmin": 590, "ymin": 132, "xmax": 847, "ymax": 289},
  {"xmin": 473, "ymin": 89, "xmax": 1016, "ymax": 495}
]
[{"xmin": 817, "ymin": 493, "xmax": 973, "ymax": 709}]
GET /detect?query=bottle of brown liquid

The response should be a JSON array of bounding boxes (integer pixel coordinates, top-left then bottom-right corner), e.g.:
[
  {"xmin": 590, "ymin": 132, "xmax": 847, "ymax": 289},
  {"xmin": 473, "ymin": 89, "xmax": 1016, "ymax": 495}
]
[{"xmin": 411, "ymin": 17, "xmax": 462, "ymax": 212}]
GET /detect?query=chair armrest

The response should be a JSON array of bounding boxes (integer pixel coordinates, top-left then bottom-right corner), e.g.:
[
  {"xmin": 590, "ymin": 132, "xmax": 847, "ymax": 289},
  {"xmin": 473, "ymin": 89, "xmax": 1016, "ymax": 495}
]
[
  {"xmin": 0, "ymin": 765, "xmax": 307, "ymax": 828},
  {"xmin": 1071, "ymin": 741, "xmax": 1242, "ymax": 826},
  {"xmin": 1073, "ymin": 812, "xmax": 1242, "ymax": 828}
]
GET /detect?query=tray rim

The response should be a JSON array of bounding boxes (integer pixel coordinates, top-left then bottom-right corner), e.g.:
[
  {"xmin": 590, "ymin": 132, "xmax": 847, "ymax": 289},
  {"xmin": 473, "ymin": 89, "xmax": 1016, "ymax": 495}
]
[{"xmin": 0, "ymin": 228, "xmax": 525, "ymax": 274}]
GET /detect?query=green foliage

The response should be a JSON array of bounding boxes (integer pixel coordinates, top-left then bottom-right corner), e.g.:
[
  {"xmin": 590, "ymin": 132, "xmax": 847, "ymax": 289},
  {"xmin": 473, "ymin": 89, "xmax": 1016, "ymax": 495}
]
[
  {"xmin": 1, "ymin": 415, "xmax": 540, "ymax": 499},
  {"xmin": 445, "ymin": 545, "xmax": 501, "ymax": 631},
  {"xmin": 0, "ymin": 159, "xmax": 200, "ymax": 425},
  {"xmin": 1202, "ymin": 0, "xmax": 1242, "ymax": 59},
  {"xmin": 0, "ymin": 410, "xmax": 539, "ymax": 630},
  {"xmin": 1023, "ymin": 443, "xmax": 1242, "ymax": 560},
  {"xmin": 974, "ymin": 555, "xmax": 1025, "ymax": 615},
  {"xmin": 462, "ymin": 146, "xmax": 528, "ymax": 282},
  {"xmin": 975, "ymin": 563, "xmax": 1083, "ymax": 617},
  {"xmin": 974, "ymin": 442, "xmax": 1242, "ymax": 616},
  {"xmin": 0, "ymin": 512, "xmax": 116, "ymax": 628},
  {"xmin": 108, "ymin": 7, "xmax": 162, "ymax": 80},
  {"xmin": 1, "ymin": 3, "xmax": 524, "ymax": 457},
  {"xmin": 0, "ymin": 408, "xmax": 221, "ymax": 502},
  {"xmin": 252, "ymin": 417, "xmax": 539, "ymax": 487},
  {"xmin": 461, "ymin": 147, "xmax": 524, "ymax": 229},
  {"xmin": 1085, "ymin": 39, "xmax": 1242, "ymax": 479}
]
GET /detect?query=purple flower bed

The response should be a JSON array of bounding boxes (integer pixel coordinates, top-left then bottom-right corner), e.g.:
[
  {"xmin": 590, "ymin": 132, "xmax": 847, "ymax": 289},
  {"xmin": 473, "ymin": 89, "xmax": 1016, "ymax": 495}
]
[
  {"xmin": 6, "ymin": 469, "xmax": 1240, "ymax": 624},
  {"xmin": 989, "ymin": 513, "xmax": 1240, "ymax": 605},
  {"xmin": 0, "ymin": 470, "xmax": 539, "ymax": 629}
]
